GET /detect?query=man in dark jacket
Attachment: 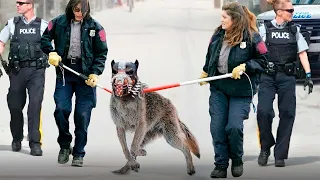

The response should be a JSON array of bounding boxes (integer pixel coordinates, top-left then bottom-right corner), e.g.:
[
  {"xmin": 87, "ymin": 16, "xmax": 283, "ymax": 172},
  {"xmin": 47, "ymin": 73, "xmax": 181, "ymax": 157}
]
[{"xmin": 40, "ymin": 0, "xmax": 108, "ymax": 167}]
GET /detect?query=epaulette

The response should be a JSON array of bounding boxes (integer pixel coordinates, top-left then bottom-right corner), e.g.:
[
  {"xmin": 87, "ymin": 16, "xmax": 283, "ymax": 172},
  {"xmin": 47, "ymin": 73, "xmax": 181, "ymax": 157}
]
[
  {"xmin": 287, "ymin": 21, "xmax": 298, "ymax": 35},
  {"xmin": 13, "ymin": 16, "xmax": 20, "ymax": 24}
]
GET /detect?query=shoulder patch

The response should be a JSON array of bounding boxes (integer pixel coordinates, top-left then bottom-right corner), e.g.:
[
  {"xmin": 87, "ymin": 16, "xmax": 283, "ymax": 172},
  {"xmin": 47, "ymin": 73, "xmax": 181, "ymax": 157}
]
[
  {"xmin": 48, "ymin": 21, "xmax": 53, "ymax": 31},
  {"xmin": 256, "ymin": 40, "xmax": 268, "ymax": 54},
  {"xmin": 98, "ymin": 29, "xmax": 106, "ymax": 42}
]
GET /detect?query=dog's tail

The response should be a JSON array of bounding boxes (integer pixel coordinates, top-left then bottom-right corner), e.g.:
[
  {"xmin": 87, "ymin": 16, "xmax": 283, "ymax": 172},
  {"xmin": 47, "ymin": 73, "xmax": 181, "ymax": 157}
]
[{"xmin": 179, "ymin": 120, "xmax": 200, "ymax": 159}]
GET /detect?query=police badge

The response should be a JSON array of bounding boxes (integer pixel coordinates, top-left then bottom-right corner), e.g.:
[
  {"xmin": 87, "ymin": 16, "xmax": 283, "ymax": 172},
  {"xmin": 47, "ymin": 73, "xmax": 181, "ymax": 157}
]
[
  {"xmin": 89, "ymin": 30, "xmax": 95, "ymax": 37},
  {"xmin": 240, "ymin": 42, "xmax": 246, "ymax": 49}
]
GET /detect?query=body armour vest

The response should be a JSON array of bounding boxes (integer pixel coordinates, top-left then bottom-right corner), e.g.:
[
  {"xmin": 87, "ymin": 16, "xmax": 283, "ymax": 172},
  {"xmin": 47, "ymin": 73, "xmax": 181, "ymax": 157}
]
[
  {"xmin": 9, "ymin": 16, "xmax": 44, "ymax": 62},
  {"xmin": 265, "ymin": 21, "xmax": 298, "ymax": 65}
]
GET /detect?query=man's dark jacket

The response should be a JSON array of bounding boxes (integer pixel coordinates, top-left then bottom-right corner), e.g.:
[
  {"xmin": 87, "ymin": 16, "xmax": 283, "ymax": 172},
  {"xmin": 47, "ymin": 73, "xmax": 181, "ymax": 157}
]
[
  {"xmin": 40, "ymin": 14, "xmax": 108, "ymax": 78},
  {"xmin": 203, "ymin": 28, "xmax": 268, "ymax": 97}
]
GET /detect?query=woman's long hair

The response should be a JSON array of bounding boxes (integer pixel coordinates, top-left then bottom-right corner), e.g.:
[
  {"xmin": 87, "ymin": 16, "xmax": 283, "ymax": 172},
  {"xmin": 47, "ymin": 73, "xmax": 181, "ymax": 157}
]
[
  {"xmin": 214, "ymin": 2, "xmax": 258, "ymax": 47},
  {"xmin": 65, "ymin": 0, "xmax": 91, "ymax": 22}
]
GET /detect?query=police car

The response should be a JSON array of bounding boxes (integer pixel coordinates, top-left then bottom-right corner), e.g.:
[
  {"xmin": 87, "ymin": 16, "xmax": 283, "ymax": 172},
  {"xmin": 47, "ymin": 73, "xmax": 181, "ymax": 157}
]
[{"xmin": 256, "ymin": 0, "xmax": 320, "ymax": 79}]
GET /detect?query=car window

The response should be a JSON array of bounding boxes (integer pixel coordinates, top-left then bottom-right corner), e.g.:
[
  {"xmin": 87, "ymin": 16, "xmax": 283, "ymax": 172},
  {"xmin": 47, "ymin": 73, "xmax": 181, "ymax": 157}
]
[{"xmin": 291, "ymin": 0, "xmax": 320, "ymax": 5}]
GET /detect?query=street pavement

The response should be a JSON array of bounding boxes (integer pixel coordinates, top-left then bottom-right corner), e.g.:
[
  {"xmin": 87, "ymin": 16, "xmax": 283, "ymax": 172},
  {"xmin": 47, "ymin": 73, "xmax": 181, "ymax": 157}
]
[{"xmin": 0, "ymin": 0, "xmax": 319, "ymax": 179}]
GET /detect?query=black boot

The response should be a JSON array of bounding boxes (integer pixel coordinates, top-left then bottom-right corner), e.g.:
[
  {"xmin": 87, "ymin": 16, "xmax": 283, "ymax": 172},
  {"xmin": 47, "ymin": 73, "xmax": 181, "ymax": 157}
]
[
  {"xmin": 258, "ymin": 149, "xmax": 270, "ymax": 166},
  {"xmin": 71, "ymin": 156, "xmax": 84, "ymax": 167},
  {"xmin": 275, "ymin": 159, "xmax": 285, "ymax": 167},
  {"xmin": 58, "ymin": 147, "xmax": 72, "ymax": 164},
  {"xmin": 210, "ymin": 165, "xmax": 227, "ymax": 178},
  {"xmin": 231, "ymin": 159, "xmax": 243, "ymax": 177},
  {"xmin": 30, "ymin": 144, "xmax": 43, "ymax": 156},
  {"xmin": 11, "ymin": 141, "xmax": 21, "ymax": 152}
]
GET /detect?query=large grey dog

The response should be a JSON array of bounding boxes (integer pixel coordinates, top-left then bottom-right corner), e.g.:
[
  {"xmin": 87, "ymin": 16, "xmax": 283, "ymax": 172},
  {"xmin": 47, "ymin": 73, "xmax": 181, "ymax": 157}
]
[{"xmin": 109, "ymin": 60, "xmax": 200, "ymax": 175}]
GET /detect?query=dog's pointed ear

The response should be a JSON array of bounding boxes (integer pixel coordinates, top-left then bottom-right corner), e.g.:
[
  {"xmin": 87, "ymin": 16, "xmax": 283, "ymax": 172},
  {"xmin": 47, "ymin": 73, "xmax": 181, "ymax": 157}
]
[
  {"xmin": 111, "ymin": 60, "xmax": 117, "ymax": 74},
  {"xmin": 135, "ymin": 59, "xmax": 139, "ymax": 69},
  {"xmin": 111, "ymin": 60, "xmax": 115, "ymax": 68}
]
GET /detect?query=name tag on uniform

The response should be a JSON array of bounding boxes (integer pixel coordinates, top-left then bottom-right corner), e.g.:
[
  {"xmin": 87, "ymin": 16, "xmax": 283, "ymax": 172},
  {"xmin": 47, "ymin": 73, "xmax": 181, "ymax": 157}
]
[
  {"xmin": 89, "ymin": 30, "xmax": 95, "ymax": 37},
  {"xmin": 240, "ymin": 42, "xmax": 246, "ymax": 49}
]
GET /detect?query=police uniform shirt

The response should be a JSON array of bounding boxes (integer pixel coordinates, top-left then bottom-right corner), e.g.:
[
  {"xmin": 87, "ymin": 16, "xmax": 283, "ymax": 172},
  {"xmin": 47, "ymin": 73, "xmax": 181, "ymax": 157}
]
[
  {"xmin": 0, "ymin": 16, "xmax": 48, "ymax": 44},
  {"xmin": 258, "ymin": 19, "xmax": 309, "ymax": 53}
]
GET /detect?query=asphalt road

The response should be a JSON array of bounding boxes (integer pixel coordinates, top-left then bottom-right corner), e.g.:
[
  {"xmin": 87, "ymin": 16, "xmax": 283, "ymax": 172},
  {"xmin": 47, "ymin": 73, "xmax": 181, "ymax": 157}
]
[{"xmin": 0, "ymin": 0, "xmax": 319, "ymax": 179}]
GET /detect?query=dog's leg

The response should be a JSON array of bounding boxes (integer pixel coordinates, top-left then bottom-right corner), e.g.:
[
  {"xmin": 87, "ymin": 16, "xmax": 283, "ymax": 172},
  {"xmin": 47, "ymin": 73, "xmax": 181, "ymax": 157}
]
[
  {"xmin": 130, "ymin": 120, "xmax": 147, "ymax": 159},
  {"xmin": 116, "ymin": 127, "xmax": 132, "ymax": 160},
  {"xmin": 112, "ymin": 127, "xmax": 140, "ymax": 174},
  {"xmin": 163, "ymin": 121, "xmax": 195, "ymax": 176},
  {"xmin": 138, "ymin": 130, "xmax": 162, "ymax": 156}
]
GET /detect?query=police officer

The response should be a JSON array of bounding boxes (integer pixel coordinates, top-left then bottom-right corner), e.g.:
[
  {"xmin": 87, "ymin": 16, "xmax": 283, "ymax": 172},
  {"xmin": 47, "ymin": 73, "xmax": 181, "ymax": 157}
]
[
  {"xmin": 257, "ymin": 0, "xmax": 313, "ymax": 167},
  {"xmin": 41, "ymin": 0, "xmax": 108, "ymax": 167},
  {"xmin": 0, "ymin": 0, "xmax": 48, "ymax": 156}
]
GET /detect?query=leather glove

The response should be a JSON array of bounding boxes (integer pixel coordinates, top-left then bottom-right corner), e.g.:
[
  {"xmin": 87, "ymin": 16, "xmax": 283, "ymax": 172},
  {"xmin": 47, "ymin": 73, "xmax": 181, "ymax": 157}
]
[
  {"xmin": 48, "ymin": 52, "xmax": 62, "ymax": 67},
  {"xmin": 199, "ymin": 71, "xmax": 208, "ymax": 86},
  {"xmin": 232, "ymin": 63, "xmax": 246, "ymax": 79},
  {"xmin": 85, "ymin": 74, "xmax": 98, "ymax": 87},
  {"xmin": 304, "ymin": 72, "xmax": 313, "ymax": 94}
]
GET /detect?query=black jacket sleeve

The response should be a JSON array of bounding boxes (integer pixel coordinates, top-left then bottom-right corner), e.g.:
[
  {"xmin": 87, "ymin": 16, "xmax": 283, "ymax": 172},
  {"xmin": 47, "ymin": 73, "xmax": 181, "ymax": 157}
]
[
  {"xmin": 41, "ymin": 19, "xmax": 57, "ymax": 55},
  {"xmin": 91, "ymin": 21, "xmax": 108, "ymax": 75},
  {"xmin": 245, "ymin": 32, "xmax": 268, "ymax": 74},
  {"xmin": 202, "ymin": 34, "xmax": 215, "ymax": 73}
]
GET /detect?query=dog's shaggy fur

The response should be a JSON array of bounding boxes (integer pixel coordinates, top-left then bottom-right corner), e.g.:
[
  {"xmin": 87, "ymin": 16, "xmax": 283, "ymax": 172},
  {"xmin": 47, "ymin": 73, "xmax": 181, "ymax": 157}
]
[{"xmin": 109, "ymin": 60, "xmax": 200, "ymax": 175}]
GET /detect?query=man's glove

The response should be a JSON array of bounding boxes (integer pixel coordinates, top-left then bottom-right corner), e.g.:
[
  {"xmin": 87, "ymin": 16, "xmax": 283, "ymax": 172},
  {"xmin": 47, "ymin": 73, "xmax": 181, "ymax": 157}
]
[
  {"xmin": 85, "ymin": 74, "xmax": 98, "ymax": 87},
  {"xmin": 304, "ymin": 72, "xmax": 313, "ymax": 94},
  {"xmin": 232, "ymin": 63, "xmax": 246, "ymax": 79},
  {"xmin": 0, "ymin": 55, "xmax": 10, "ymax": 75},
  {"xmin": 199, "ymin": 71, "xmax": 208, "ymax": 86},
  {"xmin": 48, "ymin": 52, "xmax": 62, "ymax": 67}
]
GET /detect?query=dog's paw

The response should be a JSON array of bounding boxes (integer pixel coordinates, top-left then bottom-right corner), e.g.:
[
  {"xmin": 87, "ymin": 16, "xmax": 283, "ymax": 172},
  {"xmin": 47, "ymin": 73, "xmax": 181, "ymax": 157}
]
[
  {"xmin": 138, "ymin": 148, "xmax": 147, "ymax": 156},
  {"xmin": 112, "ymin": 165, "xmax": 131, "ymax": 175},
  {"xmin": 187, "ymin": 166, "xmax": 196, "ymax": 176},
  {"xmin": 128, "ymin": 161, "xmax": 140, "ymax": 172},
  {"xmin": 187, "ymin": 169, "xmax": 196, "ymax": 176},
  {"xmin": 131, "ymin": 149, "xmax": 147, "ymax": 157}
]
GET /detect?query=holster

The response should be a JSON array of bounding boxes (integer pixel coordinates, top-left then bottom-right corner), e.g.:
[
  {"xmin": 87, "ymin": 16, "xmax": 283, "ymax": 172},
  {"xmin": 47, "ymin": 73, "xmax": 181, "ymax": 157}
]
[
  {"xmin": 11, "ymin": 61, "xmax": 21, "ymax": 75},
  {"xmin": 36, "ymin": 55, "xmax": 49, "ymax": 69},
  {"xmin": 265, "ymin": 62, "xmax": 277, "ymax": 76},
  {"xmin": 283, "ymin": 62, "xmax": 297, "ymax": 76}
]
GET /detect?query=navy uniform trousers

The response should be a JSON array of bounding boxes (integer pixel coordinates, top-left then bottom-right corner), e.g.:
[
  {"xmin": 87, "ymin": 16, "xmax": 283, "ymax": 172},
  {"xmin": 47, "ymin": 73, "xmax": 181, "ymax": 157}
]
[
  {"xmin": 257, "ymin": 72, "xmax": 296, "ymax": 159},
  {"xmin": 53, "ymin": 63, "xmax": 97, "ymax": 158},
  {"xmin": 209, "ymin": 86, "xmax": 252, "ymax": 167},
  {"xmin": 7, "ymin": 67, "xmax": 45, "ymax": 147}
]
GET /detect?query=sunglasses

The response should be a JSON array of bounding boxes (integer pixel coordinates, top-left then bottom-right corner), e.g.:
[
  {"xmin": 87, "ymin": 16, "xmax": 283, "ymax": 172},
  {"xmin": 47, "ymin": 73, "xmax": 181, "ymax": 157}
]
[
  {"xmin": 16, "ymin": 1, "xmax": 31, "ymax": 5},
  {"xmin": 279, "ymin": 8, "xmax": 294, "ymax": 13}
]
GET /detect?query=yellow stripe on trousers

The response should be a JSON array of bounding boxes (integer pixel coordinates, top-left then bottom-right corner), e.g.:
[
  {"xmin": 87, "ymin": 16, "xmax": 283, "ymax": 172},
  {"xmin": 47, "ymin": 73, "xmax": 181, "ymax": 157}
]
[
  {"xmin": 257, "ymin": 124, "xmax": 261, "ymax": 148},
  {"xmin": 27, "ymin": 110, "xmax": 43, "ymax": 146},
  {"xmin": 39, "ymin": 109, "xmax": 43, "ymax": 146}
]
